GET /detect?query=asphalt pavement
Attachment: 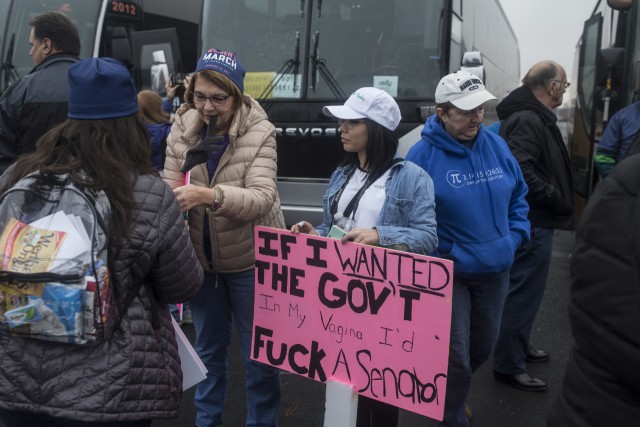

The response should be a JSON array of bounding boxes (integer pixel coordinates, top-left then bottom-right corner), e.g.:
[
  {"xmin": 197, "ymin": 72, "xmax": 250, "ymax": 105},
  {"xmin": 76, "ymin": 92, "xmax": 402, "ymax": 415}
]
[{"xmin": 153, "ymin": 230, "xmax": 574, "ymax": 427}]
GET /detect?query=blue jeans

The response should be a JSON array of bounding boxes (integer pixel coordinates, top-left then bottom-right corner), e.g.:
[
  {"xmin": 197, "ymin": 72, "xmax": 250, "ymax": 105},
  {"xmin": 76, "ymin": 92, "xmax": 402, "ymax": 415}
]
[
  {"xmin": 493, "ymin": 227, "xmax": 554, "ymax": 375},
  {"xmin": 0, "ymin": 410, "xmax": 150, "ymax": 426},
  {"xmin": 190, "ymin": 270, "xmax": 281, "ymax": 427},
  {"xmin": 439, "ymin": 272, "xmax": 510, "ymax": 427}
]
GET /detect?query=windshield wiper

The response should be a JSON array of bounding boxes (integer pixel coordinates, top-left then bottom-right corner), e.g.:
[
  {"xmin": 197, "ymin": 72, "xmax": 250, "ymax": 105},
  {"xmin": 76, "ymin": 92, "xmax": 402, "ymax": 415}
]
[
  {"xmin": 317, "ymin": 0, "xmax": 323, "ymax": 17},
  {"xmin": 310, "ymin": 31, "xmax": 346, "ymax": 100},
  {"xmin": 257, "ymin": 31, "xmax": 301, "ymax": 109},
  {"xmin": 2, "ymin": 33, "xmax": 21, "ymax": 91}
]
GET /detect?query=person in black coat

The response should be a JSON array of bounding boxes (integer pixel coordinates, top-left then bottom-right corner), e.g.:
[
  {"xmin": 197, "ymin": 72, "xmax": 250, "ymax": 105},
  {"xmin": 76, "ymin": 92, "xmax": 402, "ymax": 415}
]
[
  {"xmin": 492, "ymin": 60, "xmax": 574, "ymax": 392},
  {"xmin": 0, "ymin": 12, "xmax": 80, "ymax": 174},
  {"xmin": 547, "ymin": 153, "xmax": 640, "ymax": 426}
]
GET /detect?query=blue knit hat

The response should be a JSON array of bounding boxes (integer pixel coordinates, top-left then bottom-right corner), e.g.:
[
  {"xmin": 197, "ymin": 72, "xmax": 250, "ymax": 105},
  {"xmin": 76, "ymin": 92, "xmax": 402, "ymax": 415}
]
[
  {"xmin": 196, "ymin": 48, "xmax": 245, "ymax": 93},
  {"xmin": 68, "ymin": 58, "xmax": 138, "ymax": 119}
]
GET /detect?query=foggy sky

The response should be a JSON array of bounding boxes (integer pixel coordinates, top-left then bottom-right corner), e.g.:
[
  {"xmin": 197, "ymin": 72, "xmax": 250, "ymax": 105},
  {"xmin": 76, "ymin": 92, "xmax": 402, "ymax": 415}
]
[{"xmin": 499, "ymin": 0, "xmax": 596, "ymax": 78}]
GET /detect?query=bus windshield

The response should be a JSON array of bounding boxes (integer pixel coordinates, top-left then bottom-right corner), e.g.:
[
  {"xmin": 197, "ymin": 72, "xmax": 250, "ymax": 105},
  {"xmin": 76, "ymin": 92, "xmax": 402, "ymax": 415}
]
[
  {"xmin": 201, "ymin": 0, "xmax": 445, "ymax": 100},
  {"xmin": 1, "ymin": 0, "xmax": 102, "ymax": 93}
]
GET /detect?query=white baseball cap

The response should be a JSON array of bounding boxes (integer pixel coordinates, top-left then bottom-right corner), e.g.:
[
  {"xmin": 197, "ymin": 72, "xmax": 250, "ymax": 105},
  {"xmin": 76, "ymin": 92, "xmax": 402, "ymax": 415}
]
[
  {"xmin": 435, "ymin": 70, "xmax": 497, "ymax": 110},
  {"xmin": 323, "ymin": 87, "xmax": 401, "ymax": 131}
]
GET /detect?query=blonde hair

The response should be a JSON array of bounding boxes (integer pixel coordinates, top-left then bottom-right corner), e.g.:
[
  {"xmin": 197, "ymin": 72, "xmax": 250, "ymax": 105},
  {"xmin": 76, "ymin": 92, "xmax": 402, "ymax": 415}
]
[{"xmin": 137, "ymin": 90, "xmax": 170, "ymax": 124}]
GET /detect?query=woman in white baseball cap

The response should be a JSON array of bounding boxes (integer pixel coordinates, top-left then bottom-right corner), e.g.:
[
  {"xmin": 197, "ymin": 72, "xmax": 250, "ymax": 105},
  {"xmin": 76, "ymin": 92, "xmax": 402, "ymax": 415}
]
[
  {"xmin": 406, "ymin": 71, "xmax": 530, "ymax": 426},
  {"xmin": 292, "ymin": 87, "xmax": 438, "ymax": 427}
]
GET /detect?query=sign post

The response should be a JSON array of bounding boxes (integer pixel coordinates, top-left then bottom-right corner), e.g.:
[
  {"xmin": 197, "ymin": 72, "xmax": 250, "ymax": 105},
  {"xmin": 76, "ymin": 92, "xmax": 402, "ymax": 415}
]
[
  {"xmin": 324, "ymin": 379, "xmax": 358, "ymax": 427},
  {"xmin": 252, "ymin": 226, "xmax": 454, "ymax": 421}
]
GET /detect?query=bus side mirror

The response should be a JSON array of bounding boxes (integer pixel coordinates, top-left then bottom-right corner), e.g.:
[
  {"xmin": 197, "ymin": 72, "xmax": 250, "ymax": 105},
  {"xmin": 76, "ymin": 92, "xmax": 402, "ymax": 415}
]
[
  {"xmin": 460, "ymin": 51, "xmax": 486, "ymax": 83},
  {"xmin": 607, "ymin": 0, "xmax": 632, "ymax": 10},
  {"xmin": 595, "ymin": 47, "xmax": 626, "ymax": 114},
  {"xmin": 461, "ymin": 51, "xmax": 483, "ymax": 67},
  {"xmin": 111, "ymin": 27, "xmax": 133, "ymax": 70},
  {"xmin": 596, "ymin": 47, "xmax": 625, "ymax": 88}
]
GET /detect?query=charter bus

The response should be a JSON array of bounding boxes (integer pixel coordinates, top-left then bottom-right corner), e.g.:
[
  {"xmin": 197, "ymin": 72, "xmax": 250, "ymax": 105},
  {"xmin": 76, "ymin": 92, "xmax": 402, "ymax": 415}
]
[
  {"xmin": 1, "ymin": 0, "xmax": 520, "ymax": 226},
  {"xmin": 0, "ymin": 0, "xmax": 202, "ymax": 95},
  {"xmin": 569, "ymin": 0, "xmax": 639, "ymax": 219},
  {"xmin": 200, "ymin": 0, "xmax": 521, "ymax": 225}
]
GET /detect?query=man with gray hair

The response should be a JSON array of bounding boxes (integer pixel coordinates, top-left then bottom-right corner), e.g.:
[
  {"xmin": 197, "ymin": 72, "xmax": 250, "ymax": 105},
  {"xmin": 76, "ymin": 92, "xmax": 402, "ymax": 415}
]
[
  {"xmin": 492, "ymin": 60, "xmax": 574, "ymax": 392},
  {"xmin": 0, "ymin": 11, "xmax": 80, "ymax": 174}
]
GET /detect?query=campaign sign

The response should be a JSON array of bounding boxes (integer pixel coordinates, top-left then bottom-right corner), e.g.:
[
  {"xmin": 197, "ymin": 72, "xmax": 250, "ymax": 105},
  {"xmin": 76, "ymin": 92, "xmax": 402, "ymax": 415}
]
[{"xmin": 251, "ymin": 227, "xmax": 453, "ymax": 420}]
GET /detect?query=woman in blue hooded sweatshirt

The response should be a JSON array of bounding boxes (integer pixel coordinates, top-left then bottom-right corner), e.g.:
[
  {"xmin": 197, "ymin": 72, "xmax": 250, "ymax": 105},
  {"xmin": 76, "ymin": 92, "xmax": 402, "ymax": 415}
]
[
  {"xmin": 138, "ymin": 90, "xmax": 172, "ymax": 172},
  {"xmin": 407, "ymin": 71, "xmax": 530, "ymax": 427}
]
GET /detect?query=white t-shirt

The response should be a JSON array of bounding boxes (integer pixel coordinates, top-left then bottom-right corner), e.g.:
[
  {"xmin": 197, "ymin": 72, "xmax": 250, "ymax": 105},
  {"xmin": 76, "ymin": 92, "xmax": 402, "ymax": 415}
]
[{"xmin": 336, "ymin": 167, "xmax": 391, "ymax": 229}]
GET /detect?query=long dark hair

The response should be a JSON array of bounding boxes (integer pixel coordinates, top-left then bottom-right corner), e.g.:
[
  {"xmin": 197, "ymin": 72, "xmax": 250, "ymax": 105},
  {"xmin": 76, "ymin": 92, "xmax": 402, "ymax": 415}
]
[
  {"xmin": 340, "ymin": 118, "xmax": 399, "ymax": 182},
  {"xmin": 0, "ymin": 115, "xmax": 155, "ymax": 243}
]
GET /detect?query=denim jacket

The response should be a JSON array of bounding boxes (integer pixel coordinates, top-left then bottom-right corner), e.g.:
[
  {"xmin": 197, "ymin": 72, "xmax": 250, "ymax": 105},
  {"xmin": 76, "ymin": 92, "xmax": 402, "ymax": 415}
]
[{"xmin": 315, "ymin": 160, "xmax": 438, "ymax": 255}]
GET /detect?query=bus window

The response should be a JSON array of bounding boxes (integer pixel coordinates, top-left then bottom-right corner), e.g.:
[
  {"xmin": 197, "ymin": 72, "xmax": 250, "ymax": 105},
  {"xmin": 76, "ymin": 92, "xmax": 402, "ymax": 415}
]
[
  {"xmin": 201, "ymin": 0, "xmax": 445, "ymax": 101},
  {"xmin": 0, "ymin": 1, "xmax": 9, "ymax": 33},
  {"xmin": 202, "ymin": 0, "xmax": 307, "ymax": 99},
  {"xmin": 310, "ymin": 0, "xmax": 444, "ymax": 99},
  {"xmin": 0, "ymin": 0, "xmax": 102, "ymax": 93}
]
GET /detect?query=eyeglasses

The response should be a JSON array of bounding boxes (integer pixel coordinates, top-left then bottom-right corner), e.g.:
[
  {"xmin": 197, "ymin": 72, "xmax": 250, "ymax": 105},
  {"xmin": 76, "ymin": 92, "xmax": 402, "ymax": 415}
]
[
  {"xmin": 552, "ymin": 80, "xmax": 570, "ymax": 89},
  {"xmin": 192, "ymin": 92, "xmax": 232, "ymax": 106},
  {"xmin": 337, "ymin": 119, "xmax": 364, "ymax": 131}
]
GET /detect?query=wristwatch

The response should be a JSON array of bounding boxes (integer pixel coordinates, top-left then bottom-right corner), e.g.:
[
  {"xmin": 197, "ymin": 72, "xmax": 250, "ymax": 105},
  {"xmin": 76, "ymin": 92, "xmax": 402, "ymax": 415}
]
[{"xmin": 212, "ymin": 187, "xmax": 223, "ymax": 211}]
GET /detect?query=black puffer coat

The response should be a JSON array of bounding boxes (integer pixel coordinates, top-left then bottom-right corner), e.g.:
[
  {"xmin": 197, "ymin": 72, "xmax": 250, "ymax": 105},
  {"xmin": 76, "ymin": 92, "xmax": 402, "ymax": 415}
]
[
  {"xmin": 548, "ymin": 155, "xmax": 640, "ymax": 426},
  {"xmin": 0, "ymin": 175, "xmax": 204, "ymax": 422}
]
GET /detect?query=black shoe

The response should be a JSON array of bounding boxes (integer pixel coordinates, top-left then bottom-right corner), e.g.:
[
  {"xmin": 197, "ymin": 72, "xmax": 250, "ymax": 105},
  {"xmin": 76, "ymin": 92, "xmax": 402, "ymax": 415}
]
[
  {"xmin": 493, "ymin": 371, "xmax": 548, "ymax": 392},
  {"xmin": 526, "ymin": 347, "xmax": 550, "ymax": 363}
]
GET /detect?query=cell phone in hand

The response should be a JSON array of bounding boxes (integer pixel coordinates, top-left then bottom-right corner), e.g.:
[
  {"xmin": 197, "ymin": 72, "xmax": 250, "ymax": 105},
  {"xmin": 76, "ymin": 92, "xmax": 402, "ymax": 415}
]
[{"xmin": 328, "ymin": 225, "xmax": 347, "ymax": 239}]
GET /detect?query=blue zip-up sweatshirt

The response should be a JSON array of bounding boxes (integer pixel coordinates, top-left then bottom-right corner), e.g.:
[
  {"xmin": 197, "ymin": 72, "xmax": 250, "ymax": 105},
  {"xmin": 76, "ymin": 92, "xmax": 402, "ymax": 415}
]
[
  {"xmin": 407, "ymin": 115, "xmax": 530, "ymax": 277},
  {"xmin": 146, "ymin": 122, "xmax": 172, "ymax": 172}
]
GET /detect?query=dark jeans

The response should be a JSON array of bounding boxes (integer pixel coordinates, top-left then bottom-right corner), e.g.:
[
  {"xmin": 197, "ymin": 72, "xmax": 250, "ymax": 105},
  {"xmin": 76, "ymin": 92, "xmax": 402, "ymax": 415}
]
[
  {"xmin": 0, "ymin": 410, "xmax": 151, "ymax": 427},
  {"xmin": 438, "ymin": 272, "xmax": 510, "ymax": 427},
  {"xmin": 190, "ymin": 271, "xmax": 281, "ymax": 427},
  {"xmin": 356, "ymin": 395, "xmax": 399, "ymax": 427},
  {"xmin": 493, "ymin": 227, "xmax": 554, "ymax": 375}
]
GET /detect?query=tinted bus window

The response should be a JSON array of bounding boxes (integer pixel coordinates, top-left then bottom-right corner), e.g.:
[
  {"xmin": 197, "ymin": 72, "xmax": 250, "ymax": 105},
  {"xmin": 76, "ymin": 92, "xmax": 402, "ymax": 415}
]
[
  {"xmin": 309, "ymin": 0, "xmax": 444, "ymax": 99},
  {"xmin": 0, "ymin": 0, "xmax": 102, "ymax": 92},
  {"xmin": 202, "ymin": 0, "xmax": 444, "ymax": 100}
]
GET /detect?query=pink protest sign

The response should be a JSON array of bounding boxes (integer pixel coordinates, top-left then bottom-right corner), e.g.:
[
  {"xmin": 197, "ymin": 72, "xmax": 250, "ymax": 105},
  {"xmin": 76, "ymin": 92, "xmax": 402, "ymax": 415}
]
[{"xmin": 251, "ymin": 226, "xmax": 453, "ymax": 421}]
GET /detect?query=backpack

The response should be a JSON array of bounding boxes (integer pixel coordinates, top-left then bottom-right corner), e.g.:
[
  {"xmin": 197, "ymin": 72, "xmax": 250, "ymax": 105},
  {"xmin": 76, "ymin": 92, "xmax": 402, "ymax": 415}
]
[{"xmin": 0, "ymin": 172, "xmax": 117, "ymax": 346}]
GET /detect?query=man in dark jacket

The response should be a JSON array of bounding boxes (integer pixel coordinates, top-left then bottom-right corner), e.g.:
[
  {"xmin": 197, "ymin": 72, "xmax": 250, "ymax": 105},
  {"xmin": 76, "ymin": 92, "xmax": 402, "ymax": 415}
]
[
  {"xmin": 0, "ymin": 11, "xmax": 80, "ymax": 174},
  {"xmin": 547, "ymin": 153, "xmax": 640, "ymax": 426},
  {"xmin": 492, "ymin": 60, "xmax": 573, "ymax": 392}
]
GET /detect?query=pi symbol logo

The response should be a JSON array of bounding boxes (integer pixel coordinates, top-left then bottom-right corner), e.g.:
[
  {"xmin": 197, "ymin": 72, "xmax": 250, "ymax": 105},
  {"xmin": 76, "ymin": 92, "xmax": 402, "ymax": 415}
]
[{"xmin": 446, "ymin": 170, "xmax": 466, "ymax": 188}]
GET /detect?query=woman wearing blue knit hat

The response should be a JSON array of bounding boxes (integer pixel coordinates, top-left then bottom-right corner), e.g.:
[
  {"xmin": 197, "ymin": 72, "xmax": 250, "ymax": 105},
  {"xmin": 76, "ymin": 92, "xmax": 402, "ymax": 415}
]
[
  {"xmin": 0, "ymin": 57, "xmax": 203, "ymax": 426},
  {"xmin": 163, "ymin": 48, "xmax": 284, "ymax": 427}
]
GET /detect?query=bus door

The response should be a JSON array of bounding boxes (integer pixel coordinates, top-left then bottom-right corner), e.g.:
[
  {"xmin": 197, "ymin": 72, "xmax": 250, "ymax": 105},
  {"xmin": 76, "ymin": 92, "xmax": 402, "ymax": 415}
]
[
  {"xmin": 101, "ymin": 0, "xmax": 200, "ymax": 93},
  {"xmin": 571, "ymin": 13, "xmax": 602, "ymax": 220},
  {"xmin": 130, "ymin": 28, "xmax": 182, "ymax": 95},
  {"xmin": 101, "ymin": 0, "xmax": 143, "ymax": 59}
]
